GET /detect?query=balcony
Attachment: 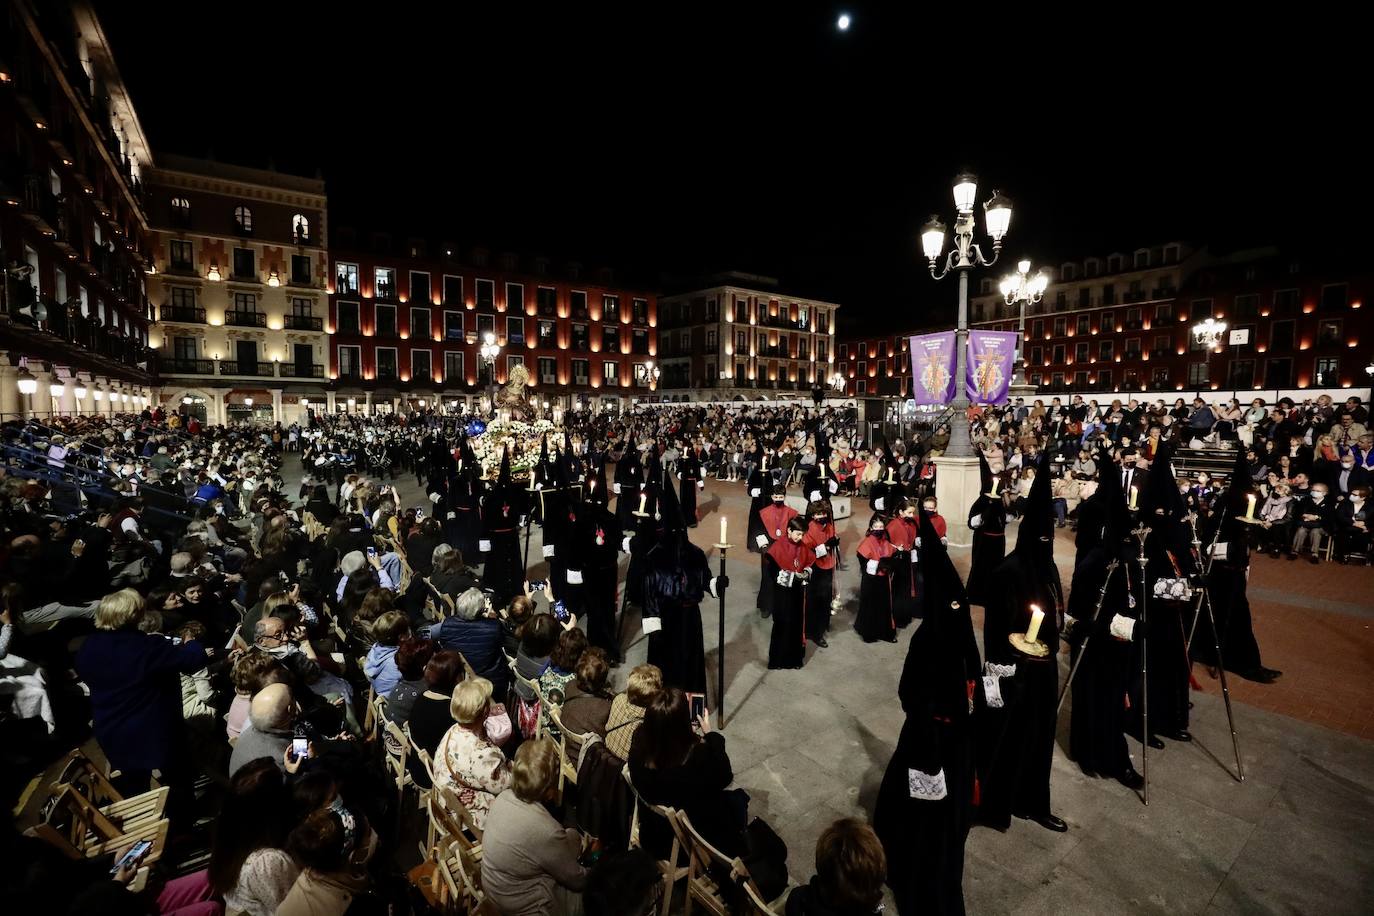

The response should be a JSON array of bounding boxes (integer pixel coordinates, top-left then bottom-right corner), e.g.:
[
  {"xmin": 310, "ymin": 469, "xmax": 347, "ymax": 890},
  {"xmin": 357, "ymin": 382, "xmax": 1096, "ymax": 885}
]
[
  {"xmin": 159, "ymin": 305, "xmax": 206, "ymax": 323},
  {"xmin": 1124, "ymin": 291, "xmax": 1146, "ymax": 303},
  {"xmin": 376, "ymin": 369, "xmax": 399, "ymax": 383},
  {"xmin": 166, "ymin": 259, "xmax": 197, "ymax": 276},
  {"xmin": 283, "ymin": 314, "xmax": 324, "ymax": 331},
  {"xmin": 219, "ymin": 360, "xmax": 276, "ymax": 377},
  {"xmin": 1152, "ymin": 287, "xmax": 1176, "ymax": 299},
  {"xmin": 158, "ymin": 357, "xmax": 216, "ymax": 376},
  {"xmin": 279, "ymin": 362, "xmax": 325, "ymax": 378},
  {"xmin": 375, "ymin": 282, "xmax": 398, "ymax": 302},
  {"xmin": 289, "ymin": 271, "xmax": 314, "ymax": 287},
  {"xmin": 224, "ymin": 310, "xmax": 268, "ymax": 328}
]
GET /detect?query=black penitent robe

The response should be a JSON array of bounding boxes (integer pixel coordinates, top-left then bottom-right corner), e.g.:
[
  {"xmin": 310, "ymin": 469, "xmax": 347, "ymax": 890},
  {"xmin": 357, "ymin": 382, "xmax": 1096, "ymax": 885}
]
[
  {"xmin": 449, "ymin": 472, "xmax": 483, "ymax": 561},
  {"xmin": 854, "ymin": 535, "xmax": 896, "ymax": 643},
  {"xmin": 975, "ymin": 550, "xmax": 1062, "ymax": 830},
  {"xmin": 479, "ymin": 486, "xmax": 527, "ymax": 605},
  {"xmin": 745, "ymin": 466, "xmax": 770, "ymax": 553},
  {"xmin": 1191, "ymin": 515, "xmax": 1264, "ymax": 676},
  {"xmin": 1129, "ymin": 533, "xmax": 1193, "ymax": 739},
  {"xmin": 623, "ymin": 484, "xmax": 661, "ymax": 608},
  {"xmin": 642, "ymin": 540, "xmax": 710, "ymax": 693},
  {"xmin": 1066, "ymin": 548, "xmax": 1136, "ymax": 779},
  {"xmin": 678, "ymin": 453, "xmax": 701, "ymax": 527},
  {"xmin": 573, "ymin": 503, "xmax": 623, "ymax": 659},
  {"xmin": 764, "ymin": 538, "xmax": 815, "ymax": 670},
  {"xmin": 873, "ymin": 605, "xmax": 982, "ymax": 916},
  {"xmin": 966, "ymin": 495, "xmax": 1007, "ymax": 607},
  {"xmin": 614, "ymin": 456, "xmax": 644, "ymax": 530}
]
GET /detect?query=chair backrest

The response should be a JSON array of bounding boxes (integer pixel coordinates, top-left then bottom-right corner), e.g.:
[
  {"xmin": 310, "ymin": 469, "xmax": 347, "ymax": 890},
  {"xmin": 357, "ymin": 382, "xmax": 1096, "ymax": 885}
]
[
  {"xmin": 507, "ymin": 656, "xmax": 545, "ymax": 739},
  {"xmin": 50, "ymin": 751, "xmax": 122, "ymax": 807},
  {"xmin": 437, "ymin": 785, "xmax": 484, "ymax": 847},
  {"xmin": 677, "ymin": 808, "xmax": 764, "ymax": 916},
  {"xmin": 381, "ymin": 720, "xmax": 411, "ymax": 785}
]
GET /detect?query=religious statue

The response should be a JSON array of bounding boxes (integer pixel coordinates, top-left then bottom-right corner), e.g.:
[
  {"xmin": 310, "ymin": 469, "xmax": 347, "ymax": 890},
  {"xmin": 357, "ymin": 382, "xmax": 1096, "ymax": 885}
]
[{"xmin": 495, "ymin": 363, "xmax": 535, "ymax": 421}]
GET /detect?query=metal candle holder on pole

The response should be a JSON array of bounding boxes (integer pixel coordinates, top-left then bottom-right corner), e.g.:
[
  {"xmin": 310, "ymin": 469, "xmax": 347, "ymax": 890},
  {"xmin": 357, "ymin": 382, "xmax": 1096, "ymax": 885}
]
[
  {"xmin": 1131, "ymin": 523, "xmax": 1152, "ymax": 806},
  {"xmin": 714, "ymin": 537, "xmax": 732, "ymax": 727},
  {"xmin": 1183, "ymin": 511, "xmax": 1246, "ymax": 782},
  {"xmin": 1057, "ymin": 559, "xmax": 1120, "ymax": 715}
]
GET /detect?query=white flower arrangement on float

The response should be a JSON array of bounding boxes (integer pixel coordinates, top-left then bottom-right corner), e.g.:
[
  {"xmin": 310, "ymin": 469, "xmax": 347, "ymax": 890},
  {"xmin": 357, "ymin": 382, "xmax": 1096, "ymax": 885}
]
[{"xmin": 472, "ymin": 418, "xmax": 559, "ymax": 478}]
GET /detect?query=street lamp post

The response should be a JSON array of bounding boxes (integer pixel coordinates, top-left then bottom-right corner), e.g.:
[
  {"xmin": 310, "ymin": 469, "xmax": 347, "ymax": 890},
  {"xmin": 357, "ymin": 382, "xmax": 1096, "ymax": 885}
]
[
  {"xmin": 16, "ymin": 366, "xmax": 37, "ymax": 420},
  {"xmin": 920, "ymin": 173, "xmax": 1012, "ymax": 548},
  {"xmin": 920, "ymin": 172, "xmax": 1013, "ymax": 458},
  {"xmin": 1000, "ymin": 259, "xmax": 1049, "ymax": 387},
  {"xmin": 1192, "ymin": 318, "xmax": 1228, "ymax": 391},
  {"xmin": 480, "ymin": 332, "xmax": 502, "ymax": 417}
]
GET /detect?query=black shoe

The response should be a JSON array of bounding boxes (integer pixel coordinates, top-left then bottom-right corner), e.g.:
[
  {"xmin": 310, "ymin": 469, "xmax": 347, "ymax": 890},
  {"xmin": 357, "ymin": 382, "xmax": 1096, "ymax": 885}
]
[
  {"xmin": 1251, "ymin": 666, "xmax": 1283, "ymax": 683},
  {"xmin": 884, "ymin": 635, "xmax": 899, "ymax": 643},
  {"xmin": 1146, "ymin": 735, "xmax": 1165, "ymax": 750},
  {"xmin": 1014, "ymin": 811, "xmax": 1068, "ymax": 833},
  {"xmin": 1117, "ymin": 767, "xmax": 1145, "ymax": 790},
  {"xmin": 814, "ymin": 637, "xmax": 829, "ymax": 648},
  {"xmin": 1287, "ymin": 552, "xmax": 1298, "ymax": 560},
  {"xmin": 760, "ymin": 609, "xmax": 771, "ymax": 619},
  {"xmin": 1165, "ymin": 729, "xmax": 1192, "ymax": 743}
]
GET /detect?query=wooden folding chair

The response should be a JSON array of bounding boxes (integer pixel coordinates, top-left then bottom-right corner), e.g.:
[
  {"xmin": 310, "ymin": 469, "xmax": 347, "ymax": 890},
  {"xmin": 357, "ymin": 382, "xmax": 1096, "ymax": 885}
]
[
  {"xmin": 546, "ymin": 705, "xmax": 588, "ymax": 796},
  {"xmin": 28, "ymin": 785, "xmax": 170, "ymax": 865},
  {"xmin": 507, "ymin": 656, "xmax": 546, "ymax": 740},
  {"xmin": 436, "ymin": 839, "xmax": 492, "ymax": 915},
  {"xmin": 382, "ymin": 719, "xmax": 417, "ymax": 813},
  {"xmin": 623, "ymin": 767, "xmax": 688, "ymax": 916},
  {"xmin": 676, "ymin": 809, "xmax": 783, "ymax": 916}
]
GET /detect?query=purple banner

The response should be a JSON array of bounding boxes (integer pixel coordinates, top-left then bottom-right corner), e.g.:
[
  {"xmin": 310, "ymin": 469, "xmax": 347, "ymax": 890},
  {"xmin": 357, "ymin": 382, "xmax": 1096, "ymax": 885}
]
[
  {"xmin": 909, "ymin": 331, "xmax": 957, "ymax": 406},
  {"xmin": 966, "ymin": 330, "xmax": 1018, "ymax": 405}
]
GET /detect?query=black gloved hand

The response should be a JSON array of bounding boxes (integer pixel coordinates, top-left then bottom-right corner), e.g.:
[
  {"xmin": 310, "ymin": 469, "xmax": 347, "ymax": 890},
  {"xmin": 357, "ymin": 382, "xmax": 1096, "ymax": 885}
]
[
  {"xmin": 826, "ymin": 536, "xmax": 840, "ymax": 550},
  {"xmin": 717, "ymin": 575, "xmax": 730, "ymax": 591}
]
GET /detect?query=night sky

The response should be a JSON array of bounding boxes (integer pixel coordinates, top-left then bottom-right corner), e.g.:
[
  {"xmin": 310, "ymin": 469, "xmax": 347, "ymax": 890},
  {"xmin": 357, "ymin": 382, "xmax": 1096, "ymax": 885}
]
[{"xmin": 94, "ymin": 2, "xmax": 1356, "ymax": 334}]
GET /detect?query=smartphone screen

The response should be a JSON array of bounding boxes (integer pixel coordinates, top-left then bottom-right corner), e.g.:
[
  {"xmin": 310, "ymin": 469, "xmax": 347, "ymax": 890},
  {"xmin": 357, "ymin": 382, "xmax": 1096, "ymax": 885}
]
[
  {"xmin": 292, "ymin": 736, "xmax": 309, "ymax": 759},
  {"xmin": 111, "ymin": 839, "xmax": 153, "ymax": 874},
  {"xmin": 687, "ymin": 692, "xmax": 706, "ymax": 721},
  {"xmin": 553, "ymin": 602, "xmax": 570, "ymax": 624},
  {"xmin": 366, "ymin": 547, "xmax": 377, "ymax": 558}
]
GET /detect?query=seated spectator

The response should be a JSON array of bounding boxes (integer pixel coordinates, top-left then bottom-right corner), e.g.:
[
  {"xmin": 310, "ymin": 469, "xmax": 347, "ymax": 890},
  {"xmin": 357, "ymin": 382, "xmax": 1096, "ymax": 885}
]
[
  {"xmin": 227, "ymin": 650, "xmax": 286, "ymax": 741},
  {"xmin": 512, "ymin": 613, "xmax": 560, "ymax": 726},
  {"xmin": 405, "ymin": 518, "xmax": 444, "ymax": 578},
  {"xmin": 230, "ymin": 682, "xmax": 296, "ymax": 776},
  {"xmin": 558, "ymin": 648, "xmax": 614, "ymax": 741},
  {"xmin": 278, "ymin": 800, "xmax": 377, "ymax": 916},
  {"xmin": 785, "ymin": 817, "xmax": 886, "ymax": 916},
  {"xmin": 385, "ymin": 634, "xmax": 434, "ymax": 725},
  {"xmin": 433, "ymin": 677, "xmax": 513, "ymax": 829},
  {"xmin": 428, "ymin": 544, "xmax": 481, "ymax": 598},
  {"xmin": 539, "ymin": 627, "xmax": 589, "ymax": 737},
  {"xmin": 604, "ymin": 663, "xmax": 662, "ymax": 760},
  {"xmin": 1290, "ymin": 482, "xmax": 1334, "ymax": 562},
  {"xmin": 500, "ymin": 592, "xmax": 536, "ymax": 658},
  {"xmin": 1258, "ymin": 484, "xmax": 1295, "ymax": 557},
  {"xmin": 628, "ymin": 687, "xmax": 747, "ymax": 860},
  {"xmin": 1336, "ymin": 485, "xmax": 1371, "ymax": 562},
  {"xmin": 209, "ymin": 758, "xmax": 300, "ymax": 916},
  {"xmin": 363, "ymin": 610, "xmax": 410, "ymax": 696},
  {"xmin": 406, "ymin": 649, "xmax": 467, "ymax": 759},
  {"xmin": 481, "ymin": 738, "xmax": 589, "ymax": 915},
  {"xmin": 426, "ymin": 587, "xmax": 508, "ymax": 696}
]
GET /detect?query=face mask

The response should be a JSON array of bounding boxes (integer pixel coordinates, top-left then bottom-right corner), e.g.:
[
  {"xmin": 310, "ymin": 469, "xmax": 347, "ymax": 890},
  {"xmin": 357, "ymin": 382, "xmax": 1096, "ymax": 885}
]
[{"xmin": 1313, "ymin": 492, "xmax": 1326, "ymax": 502}]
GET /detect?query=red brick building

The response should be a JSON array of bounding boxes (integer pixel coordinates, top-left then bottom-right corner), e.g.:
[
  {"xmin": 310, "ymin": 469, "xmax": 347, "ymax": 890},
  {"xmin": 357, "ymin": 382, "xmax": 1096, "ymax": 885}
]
[
  {"xmin": 326, "ymin": 236, "xmax": 657, "ymax": 413},
  {"xmin": 838, "ymin": 243, "xmax": 1374, "ymax": 404}
]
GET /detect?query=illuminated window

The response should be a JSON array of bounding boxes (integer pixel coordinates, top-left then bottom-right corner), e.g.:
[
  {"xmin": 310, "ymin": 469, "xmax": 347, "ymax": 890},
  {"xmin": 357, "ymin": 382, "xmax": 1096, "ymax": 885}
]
[{"xmin": 234, "ymin": 206, "xmax": 252, "ymax": 234}]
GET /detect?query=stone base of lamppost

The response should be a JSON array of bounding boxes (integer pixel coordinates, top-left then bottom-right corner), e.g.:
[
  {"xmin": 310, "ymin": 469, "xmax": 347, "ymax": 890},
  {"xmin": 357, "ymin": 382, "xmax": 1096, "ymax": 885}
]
[
  {"xmin": 934, "ymin": 453, "xmax": 981, "ymax": 548},
  {"xmin": 1008, "ymin": 381, "xmax": 1038, "ymax": 400}
]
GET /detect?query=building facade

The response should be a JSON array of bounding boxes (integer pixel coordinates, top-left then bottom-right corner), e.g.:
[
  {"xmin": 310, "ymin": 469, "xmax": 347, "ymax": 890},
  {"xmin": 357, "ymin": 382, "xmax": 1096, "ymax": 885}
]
[
  {"xmin": 326, "ymin": 239, "xmax": 657, "ymax": 415},
  {"xmin": 1, "ymin": 0, "xmax": 157, "ymax": 419},
  {"xmin": 144, "ymin": 155, "xmax": 328, "ymax": 425},
  {"xmin": 657, "ymin": 273, "xmax": 840, "ymax": 401},
  {"xmin": 837, "ymin": 242, "xmax": 1374, "ymax": 403}
]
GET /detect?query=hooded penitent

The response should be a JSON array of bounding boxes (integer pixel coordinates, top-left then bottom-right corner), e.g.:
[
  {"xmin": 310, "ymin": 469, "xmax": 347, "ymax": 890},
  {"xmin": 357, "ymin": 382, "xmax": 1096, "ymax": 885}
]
[
  {"xmin": 874, "ymin": 509, "xmax": 982, "ymax": 916},
  {"xmin": 967, "ymin": 450, "xmax": 1008, "ymax": 607},
  {"xmin": 642, "ymin": 465, "xmax": 711, "ymax": 692}
]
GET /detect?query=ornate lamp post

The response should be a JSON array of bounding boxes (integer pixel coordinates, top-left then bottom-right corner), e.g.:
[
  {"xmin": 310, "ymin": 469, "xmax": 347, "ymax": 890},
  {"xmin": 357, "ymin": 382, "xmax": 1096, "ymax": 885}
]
[
  {"xmin": 16, "ymin": 365, "xmax": 37, "ymax": 419},
  {"xmin": 920, "ymin": 173, "xmax": 1012, "ymax": 547},
  {"xmin": 480, "ymin": 331, "xmax": 502, "ymax": 416},
  {"xmin": 1000, "ymin": 259, "xmax": 1049, "ymax": 386},
  {"xmin": 1192, "ymin": 318, "xmax": 1228, "ymax": 390},
  {"xmin": 920, "ymin": 172, "xmax": 1013, "ymax": 457}
]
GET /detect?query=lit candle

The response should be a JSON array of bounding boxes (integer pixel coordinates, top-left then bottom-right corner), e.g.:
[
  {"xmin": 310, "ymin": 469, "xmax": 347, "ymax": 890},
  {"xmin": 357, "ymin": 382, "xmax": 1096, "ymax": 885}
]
[
  {"xmin": 1245, "ymin": 493, "xmax": 1257, "ymax": 520},
  {"xmin": 990, "ymin": 478, "xmax": 1000, "ymax": 496},
  {"xmin": 887, "ymin": 466, "xmax": 896, "ymax": 484},
  {"xmin": 638, "ymin": 493, "xmax": 647, "ymax": 513},
  {"xmin": 720, "ymin": 516, "xmax": 728, "ymax": 544},
  {"xmin": 1026, "ymin": 604, "xmax": 1045, "ymax": 643},
  {"xmin": 1129, "ymin": 485, "xmax": 1139, "ymax": 510},
  {"xmin": 822, "ymin": 460, "xmax": 829, "ymax": 477}
]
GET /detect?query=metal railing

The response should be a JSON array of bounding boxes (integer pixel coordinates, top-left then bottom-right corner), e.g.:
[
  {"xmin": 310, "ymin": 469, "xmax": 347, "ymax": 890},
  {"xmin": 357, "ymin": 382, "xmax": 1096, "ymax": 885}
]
[
  {"xmin": 224, "ymin": 310, "xmax": 267, "ymax": 328},
  {"xmin": 283, "ymin": 314, "xmax": 323, "ymax": 331},
  {"xmin": 159, "ymin": 305, "xmax": 206, "ymax": 323},
  {"xmin": 279, "ymin": 363, "xmax": 325, "ymax": 378}
]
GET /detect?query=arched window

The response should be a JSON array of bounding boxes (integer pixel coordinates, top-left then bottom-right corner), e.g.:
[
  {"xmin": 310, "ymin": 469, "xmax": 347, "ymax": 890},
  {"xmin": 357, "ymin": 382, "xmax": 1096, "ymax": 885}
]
[
  {"xmin": 292, "ymin": 214, "xmax": 310, "ymax": 243},
  {"xmin": 234, "ymin": 205, "xmax": 253, "ymax": 233},
  {"xmin": 171, "ymin": 197, "xmax": 190, "ymax": 224}
]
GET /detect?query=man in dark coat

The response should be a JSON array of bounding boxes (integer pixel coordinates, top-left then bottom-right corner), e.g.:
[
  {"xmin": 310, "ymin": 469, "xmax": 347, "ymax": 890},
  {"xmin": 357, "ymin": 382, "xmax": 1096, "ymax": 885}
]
[
  {"xmin": 874, "ymin": 511, "xmax": 983, "ymax": 916},
  {"xmin": 677, "ymin": 439, "xmax": 702, "ymax": 528},
  {"xmin": 976, "ymin": 452, "xmax": 1068, "ymax": 832}
]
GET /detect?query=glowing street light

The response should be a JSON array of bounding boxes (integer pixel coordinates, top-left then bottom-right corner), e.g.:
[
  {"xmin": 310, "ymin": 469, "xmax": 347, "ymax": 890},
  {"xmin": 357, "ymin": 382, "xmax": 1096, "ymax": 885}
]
[{"xmin": 1000, "ymin": 259, "xmax": 1050, "ymax": 385}]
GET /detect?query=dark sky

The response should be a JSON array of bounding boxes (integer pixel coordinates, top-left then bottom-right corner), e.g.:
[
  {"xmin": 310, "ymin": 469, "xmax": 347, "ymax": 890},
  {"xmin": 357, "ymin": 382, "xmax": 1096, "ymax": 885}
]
[{"xmin": 95, "ymin": 2, "xmax": 1360, "ymax": 334}]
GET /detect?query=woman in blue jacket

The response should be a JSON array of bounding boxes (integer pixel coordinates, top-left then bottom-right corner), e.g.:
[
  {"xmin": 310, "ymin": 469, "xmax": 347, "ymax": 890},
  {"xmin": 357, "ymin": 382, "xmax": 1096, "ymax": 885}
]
[{"xmin": 74, "ymin": 588, "xmax": 210, "ymax": 822}]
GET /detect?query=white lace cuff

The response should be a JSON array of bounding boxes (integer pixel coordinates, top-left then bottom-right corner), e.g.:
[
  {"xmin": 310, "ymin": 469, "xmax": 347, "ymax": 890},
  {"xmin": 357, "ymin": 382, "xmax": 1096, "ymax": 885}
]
[
  {"xmin": 1110, "ymin": 614, "xmax": 1136, "ymax": 641},
  {"xmin": 543, "ymin": 545, "xmax": 555, "ymax": 558},
  {"xmin": 755, "ymin": 534, "xmax": 770, "ymax": 549},
  {"xmin": 908, "ymin": 768, "xmax": 948, "ymax": 801},
  {"xmin": 613, "ymin": 483, "xmax": 622, "ymax": 495},
  {"xmin": 985, "ymin": 661, "xmax": 1016, "ymax": 679},
  {"xmin": 970, "ymin": 514, "xmax": 982, "ymax": 528},
  {"xmin": 750, "ymin": 487, "xmax": 761, "ymax": 497},
  {"xmin": 865, "ymin": 559, "xmax": 879, "ymax": 575},
  {"xmin": 815, "ymin": 544, "xmax": 828, "ymax": 558},
  {"xmin": 809, "ymin": 490, "xmax": 821, "ymax": 502},
  {"xmin": 874, "ymin": 497, "xmax": 885, "ymax": 510}
]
